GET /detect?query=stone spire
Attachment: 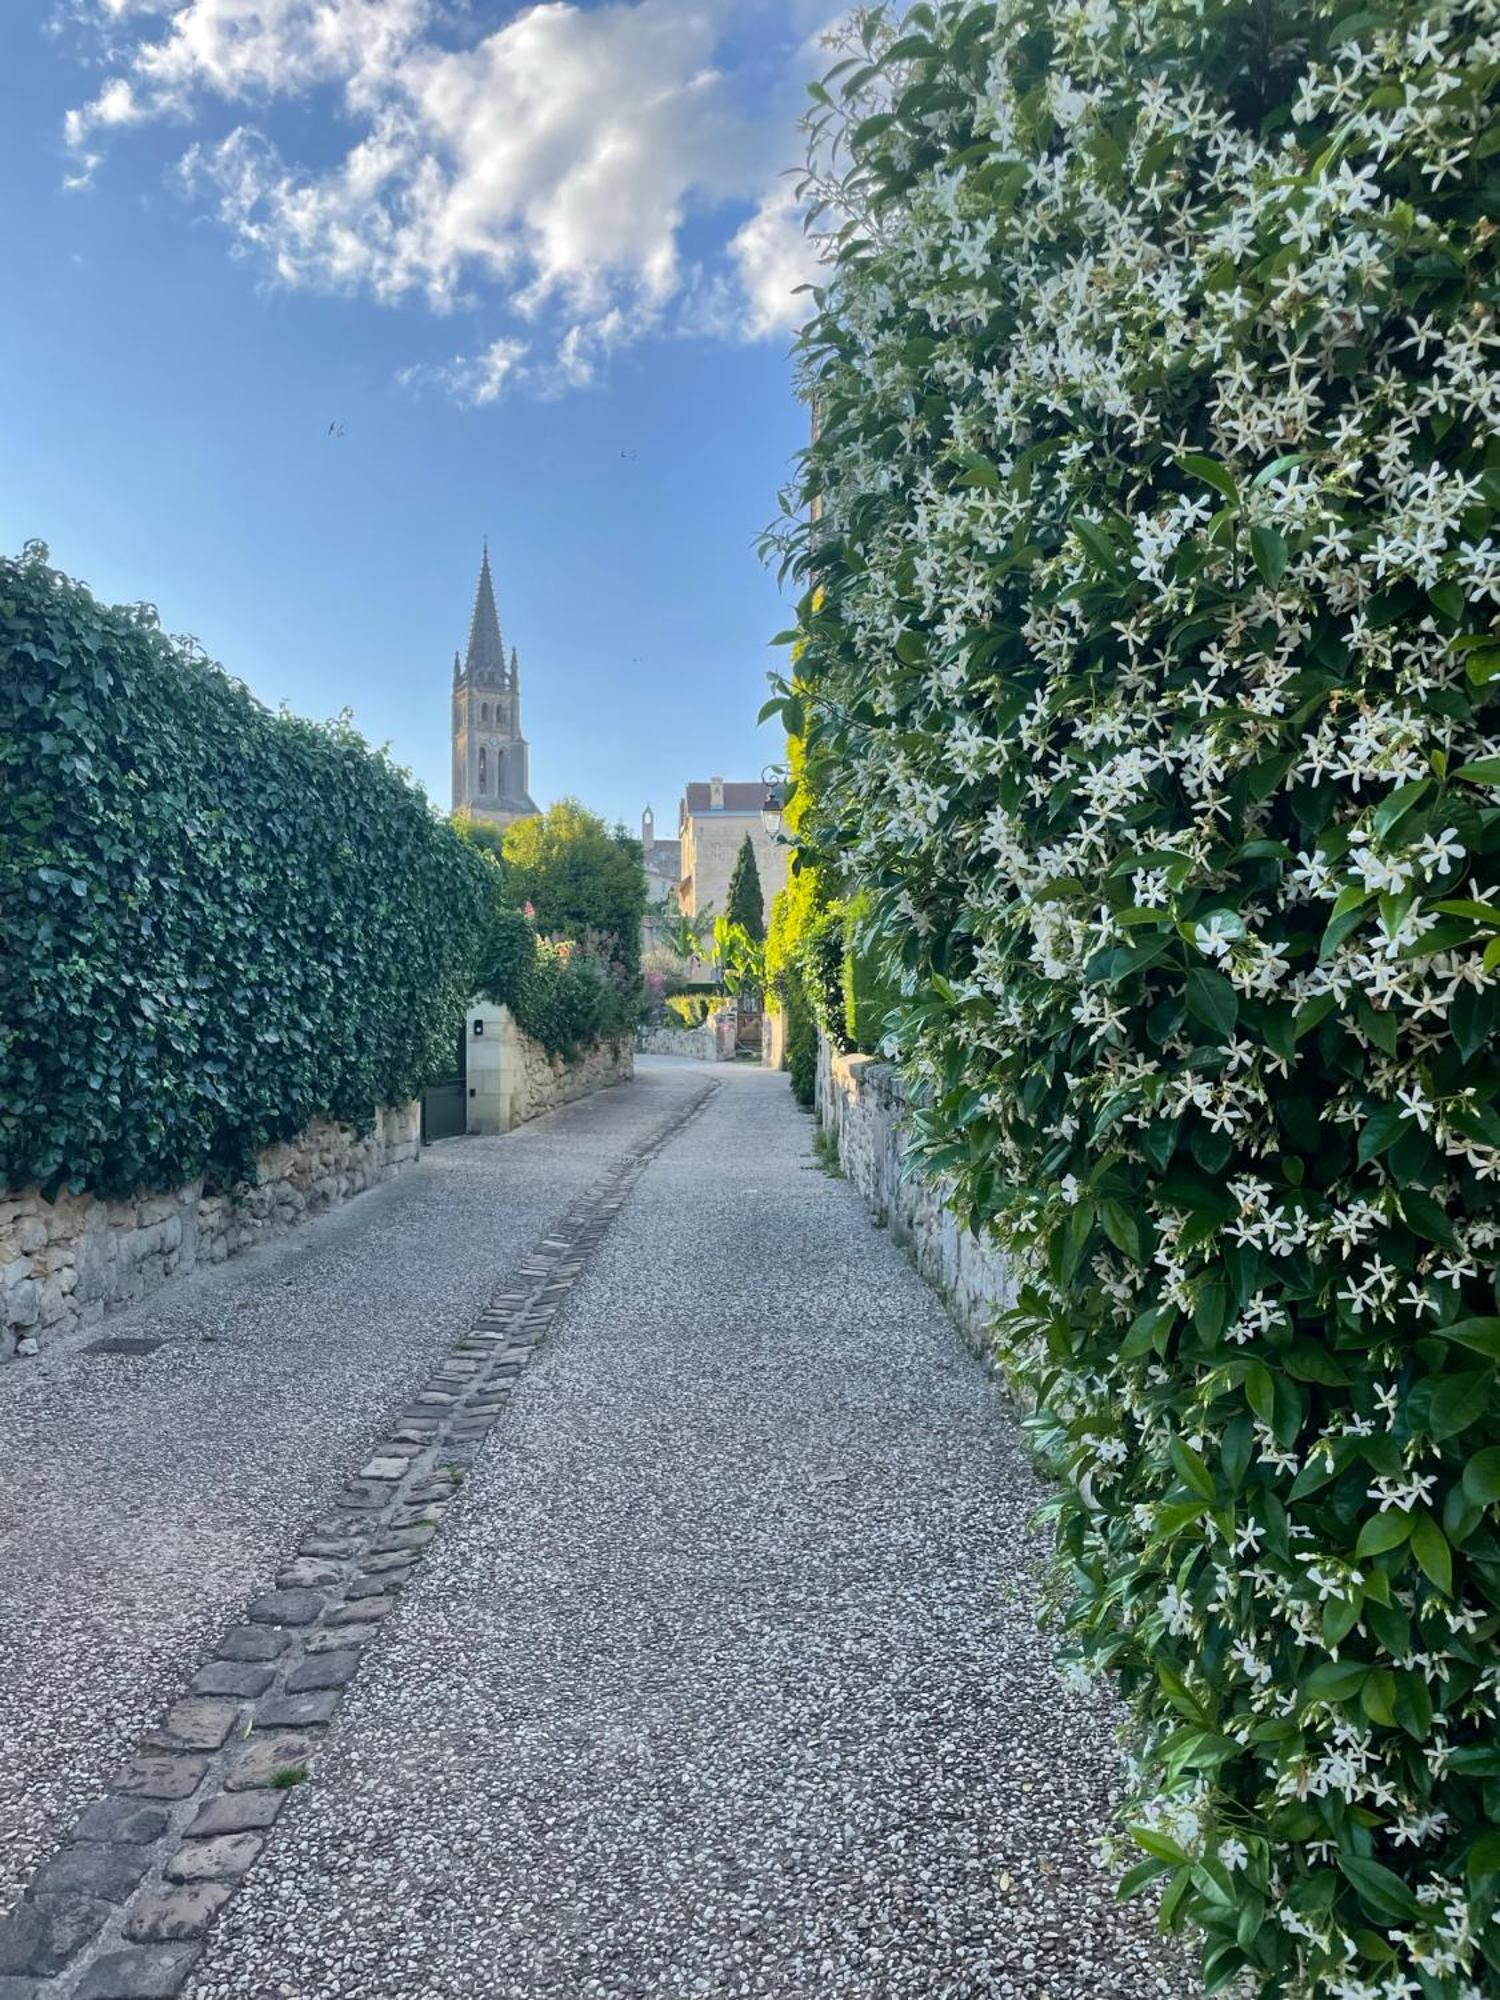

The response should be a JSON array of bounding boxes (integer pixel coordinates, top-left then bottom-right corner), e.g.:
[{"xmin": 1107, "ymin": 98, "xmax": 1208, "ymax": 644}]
[
  {"xmin": 509, "ymin": 644, "xmax": 520, "ymax": 688},
  {"xmin": 463, "ymin": 541, "xmax": 506, "ymax": 684}
]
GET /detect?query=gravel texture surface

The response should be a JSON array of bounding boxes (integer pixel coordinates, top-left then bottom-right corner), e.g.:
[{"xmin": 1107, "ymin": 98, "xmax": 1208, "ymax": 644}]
[
  {"xmin": 0, "ymin": 1070, "xmax": 686, "ymax": 1924},
  {"xmin": 184, "ymin": 1061, "xmax": 1196, "ymax": 2000}
]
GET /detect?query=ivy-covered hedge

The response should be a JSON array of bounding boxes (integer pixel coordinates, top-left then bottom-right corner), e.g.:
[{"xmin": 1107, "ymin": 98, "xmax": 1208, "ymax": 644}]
[
  {"xmin": 776, "ymin": 3, "xmax": 1500, "ymax": 1994},
  {"xmin": 2, "ymin": 545, "xmax": 494, "ymax": 1197}
]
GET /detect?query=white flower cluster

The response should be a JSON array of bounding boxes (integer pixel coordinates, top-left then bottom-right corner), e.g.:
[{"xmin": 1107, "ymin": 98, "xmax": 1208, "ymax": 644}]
[{"xmin": 782, "ymin": 3, "xmax": 1500, "ymax": 1996}]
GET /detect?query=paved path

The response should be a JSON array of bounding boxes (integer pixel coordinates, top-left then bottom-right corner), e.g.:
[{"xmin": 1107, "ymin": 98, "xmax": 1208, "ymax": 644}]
[{"xmin": 2, "ymin": 1062, "xmax": 1192, "ymax": 2000}]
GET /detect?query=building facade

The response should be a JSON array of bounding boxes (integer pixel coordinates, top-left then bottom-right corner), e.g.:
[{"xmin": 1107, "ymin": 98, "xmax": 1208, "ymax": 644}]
[
  {"xmin": 677, "ymin": 778, "xmax": 790, "ymax": 926},
  {"xmin": 451, "ymin": 543, "xmax": 537, "ymax": 826},
  {"xmin": 640, "ymin": 806, "xmax": 683, "ymax": 955}
]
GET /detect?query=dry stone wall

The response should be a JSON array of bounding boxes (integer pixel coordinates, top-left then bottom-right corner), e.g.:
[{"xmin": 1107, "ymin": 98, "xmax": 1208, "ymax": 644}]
[
  {"xmin": 816, "ymin": 1038, "xmax": 1014, "ymax": 1357},
  {"xmin": 2, "ymin": 1104, "xmax": 419, "ymax": 1359},
  {"xmin": 502, "ymin": 1022, "xmax": 633, "ymax": 1128},
  {"xmin": 634, "ymin": 1009, "xmax": 737, "ymax": 1062},
  {"xmin": 465, "ymin": 1004, "xmax": 633, "ymax": 1134}
]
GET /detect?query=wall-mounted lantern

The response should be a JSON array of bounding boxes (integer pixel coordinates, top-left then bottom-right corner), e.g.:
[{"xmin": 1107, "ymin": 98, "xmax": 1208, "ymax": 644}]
[{"xmin": 760, "ymin": 763, "xmax": 789, "ymax": 842}]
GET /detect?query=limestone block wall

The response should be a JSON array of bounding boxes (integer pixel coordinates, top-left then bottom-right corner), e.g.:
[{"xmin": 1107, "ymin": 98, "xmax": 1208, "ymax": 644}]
[
  {"xmin": 816, "ymin": 1038, "xmax": 1015, "ymax": 1358},
  {"xmin": 466, "ymin": 1004, "xmax": 633, "ymax": 1134},
  {"xmin": 635, "ymin": 1007, "xmax": 737, "ymax": 1062},
  {"xmin": 2, "ymin": 1103, "xmax": 420, "ymax": 1359}
]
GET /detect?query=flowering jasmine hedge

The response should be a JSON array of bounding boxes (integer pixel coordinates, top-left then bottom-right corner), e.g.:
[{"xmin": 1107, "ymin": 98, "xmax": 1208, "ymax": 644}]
[
  {"xmin": 773, "ymin": 3, "xmax": 1500, "ymax": 1993},
  {"xmin": 2, "ymin": 545, "xmax": 493, "ymax": 1198}
]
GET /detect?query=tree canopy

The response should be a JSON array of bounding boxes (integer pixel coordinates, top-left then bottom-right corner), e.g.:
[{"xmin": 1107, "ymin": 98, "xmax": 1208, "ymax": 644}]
[{"xmin": 502, "ymin": 799, "xmax": 646, "ymax": 975}]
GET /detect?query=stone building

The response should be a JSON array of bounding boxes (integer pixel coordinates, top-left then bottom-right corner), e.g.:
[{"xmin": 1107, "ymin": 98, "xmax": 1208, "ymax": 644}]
[
  {"xmin": 677, "ymin": 778, "xmax": 789, "ymax": 926},
  {"xmin": 640, "ymin": 806, "xmax": 683, "ymax": 953},
  {"xmin": 451, "ymin": 543, "xmax": 538, "ymax": 825}
]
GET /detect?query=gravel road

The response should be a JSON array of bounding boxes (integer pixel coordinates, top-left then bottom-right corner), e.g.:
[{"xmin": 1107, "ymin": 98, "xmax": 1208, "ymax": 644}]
[
  {"xmin": 0, "ymin": 1068, "xmax": 695, "ymax": 1926},
  {"xmin": 169, "ymin": 1061, "xmax": 1196, "ymax": 2000}
]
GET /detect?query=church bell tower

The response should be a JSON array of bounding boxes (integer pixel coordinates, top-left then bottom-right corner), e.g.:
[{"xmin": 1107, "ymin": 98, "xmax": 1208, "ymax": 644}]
[{"xmin": 451, "ymin": 542, "xmax": 538, "ymax": 825}]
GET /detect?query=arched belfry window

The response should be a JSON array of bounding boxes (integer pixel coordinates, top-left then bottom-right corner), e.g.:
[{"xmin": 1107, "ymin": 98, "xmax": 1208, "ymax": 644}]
[
  {"xmin": 481, "ymin": 703, "xmax": 490, "ymax": 724},
  {"xmin": 478, "ymin": 746, "xmax": 488, "ymax": 792}
]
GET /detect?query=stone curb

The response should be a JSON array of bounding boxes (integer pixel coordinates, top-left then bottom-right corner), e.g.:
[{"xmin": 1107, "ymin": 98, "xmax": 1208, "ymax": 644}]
[{"xmin": 2, "ymin": 1083, "xmax": 718, "ymax": 1999}]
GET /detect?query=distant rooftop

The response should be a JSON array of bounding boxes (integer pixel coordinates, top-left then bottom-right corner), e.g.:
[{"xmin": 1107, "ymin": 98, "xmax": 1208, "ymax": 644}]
[{"xmin": 681, "ymin": 781, "xmax": 765, "ymax": 817}]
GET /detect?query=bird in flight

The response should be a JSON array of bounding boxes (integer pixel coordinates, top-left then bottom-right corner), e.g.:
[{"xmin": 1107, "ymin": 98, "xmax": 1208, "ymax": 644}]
[{"xmin": 327, "ymin": 421, "xmax": 346, "ymax": 438}]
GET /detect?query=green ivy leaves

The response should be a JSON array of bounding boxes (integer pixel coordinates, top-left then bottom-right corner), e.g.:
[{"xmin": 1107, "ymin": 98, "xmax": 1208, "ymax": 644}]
[{"xmin": 2, "ymin": 549, "xmax": 493, "ymax": 1198}]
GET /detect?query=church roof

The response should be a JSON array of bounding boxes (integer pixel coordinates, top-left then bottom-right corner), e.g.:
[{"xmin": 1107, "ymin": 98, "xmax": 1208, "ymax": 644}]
[{"xmin": 464, "ymin": 543, "xmax": 507, "ymax": 683}]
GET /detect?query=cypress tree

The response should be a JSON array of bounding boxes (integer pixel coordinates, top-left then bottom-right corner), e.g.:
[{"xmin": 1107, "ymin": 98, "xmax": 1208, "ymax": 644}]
[{"xmin": 725, "ymin": 835, "xmax": 765, "ymax": 942}]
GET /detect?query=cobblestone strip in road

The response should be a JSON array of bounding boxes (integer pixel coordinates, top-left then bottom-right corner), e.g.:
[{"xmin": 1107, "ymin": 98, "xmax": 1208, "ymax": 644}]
[{"xmin": 0, "ymin": 1082, "xmax": 718, "ymax": 2000}]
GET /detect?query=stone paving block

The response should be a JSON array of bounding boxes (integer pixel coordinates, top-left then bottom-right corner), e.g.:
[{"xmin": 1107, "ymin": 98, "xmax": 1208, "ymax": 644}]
[
  {"xmin": 326, "ymin": 1595, "xmax": 395, "ymax": 1623},
  {"xmin": 224, "ymin": 1732, "xmax": 318, "ymax": 1791},
  {"xmin": 164, "ymin": 1834, "xmax": 263, "ymax": 1883},
  {"xmin": 142, "ymin": 1700, "xmax": 240, "ymax": 1753},
  {"xmin": 188, "ymin": 1791, "xmax": 285, "ymax": 1837},
  {"xmin": 369, "ymin": 1527, "xmax": 432, "ymax": 1553},
  {"xmin": 72, "ymin": 1802, "xmax": 170, "ymax": 1846},
  {"xmin": 124, "ymin": 1883, "xmax": 233, "ymax": 1943},
  {"xmin": 286, "ymin": 1649, "xmax": 360, "ymax": 1693},
  {"xmin": 255, "ymin": 1691, "xmax": 341, "ymax": 1729},
  {"xmin": 361, "ymin": 1550, "xmax": 417, "ymax": 1576},
  {"xmin": 190, "ymin": 1661, "xmax": 273, "ymax": 1700},
  {"xmin": 305, "ymin": 1624, "xmax": 374, "ymax": 1653},
  {"xmin": 297, "ymin": 1536, "xmax": 358, "ymax": 1560},
  {"xmin": 75, "ymin": 1946, "xmax": 202, "ymax": 1999},
  {"xmin": 336, "ymin": 1485, "xmax": 390, "ymax": 1510},
  {"xmin": 275, "ymin": 1558, "xmax": 346, "ymax": 1590},
  {"xmin": 0, "ymin": 1894, "xmax": 111, "ymax": 1976},
  {"xmin": 245, "ymin": 1589, "xmax": 323, "ymax": 1626},
  {"xmin": 345, "ymin": 1573, "xmax": 398, "ymax": 1598},
  {"xmin": 113, "ymin": 1756, "xmax": 208, "ymax": 1802},
  {"xmin": 216, "ymin": 1626, "xmax": 285, "ymax": 1663},
  {"xmin": 32, "ymin": 1845, "xmax": 152, "ymax": 1903}
]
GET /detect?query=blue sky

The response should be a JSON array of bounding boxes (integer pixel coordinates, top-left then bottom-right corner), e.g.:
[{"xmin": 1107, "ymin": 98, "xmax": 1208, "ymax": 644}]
[{"xmin": 0, "ymin": 2, "xmax": 824, "ymax": 830}]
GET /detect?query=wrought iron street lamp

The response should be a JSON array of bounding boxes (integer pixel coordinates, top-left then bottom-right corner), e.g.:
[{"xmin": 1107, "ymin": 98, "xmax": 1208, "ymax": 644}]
[{"xmin": 760, "ymin": 764, "xmax": 787, "ymax": 842}]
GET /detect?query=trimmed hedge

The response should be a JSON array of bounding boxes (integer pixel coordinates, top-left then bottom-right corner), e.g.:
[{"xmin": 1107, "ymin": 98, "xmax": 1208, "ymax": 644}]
[
  {"xmin": 799, "ymin": 904, "xmax": 851, "ymax": 1053},
  {"xmin": 1, "ymin": 545, "xmax": 493, "ymax": 1197},
  {"xmin": 841, "ymin": 894, "xmax": 901, "ymax": 1054},
  {"xmin": 776, "ymin": 3, "xmax": 1500, "ymax": 1994},
  {"xmin": 785, "ymin": 979, "xmax": 818, "ymax": 1107}
]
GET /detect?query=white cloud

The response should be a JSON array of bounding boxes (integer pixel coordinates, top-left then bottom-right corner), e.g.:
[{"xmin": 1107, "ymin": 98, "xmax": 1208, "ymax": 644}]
[
  {"xmin": 399, "ymin": 332, "xmax": 531, "ymax": 406},
  {"xmin": 62, "ymin": 0, "xmax": 830, "ymax": 392},
  {"xmin": 731, "ymin": 181, "xmax": 825, "ymax": 338}
]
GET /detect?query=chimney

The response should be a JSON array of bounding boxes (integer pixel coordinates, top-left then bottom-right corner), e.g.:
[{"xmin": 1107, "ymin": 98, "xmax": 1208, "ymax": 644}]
[
  {"xmin": 642, "ymin": 805, "xmax": 654, "ymax": 846},
  {"xmin": 710, "ymin": 775, "xmax": 724, "ymax": 810}
]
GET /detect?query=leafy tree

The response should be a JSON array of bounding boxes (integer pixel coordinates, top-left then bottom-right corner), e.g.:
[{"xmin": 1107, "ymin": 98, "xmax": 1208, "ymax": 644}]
[
  {"xmin": 712, "ymin": 916, "xmax": 765, "ymax": 1001},
  {"xmin": 502, "ymin": 799, "xmax": 646, "ymax": 976},
  {"xmin": 452, "ymin": 812, "xmax": 509, "ymax": 877},
  {"xmin": 725, "ymin": 835, "xmax": 765, "ymax": 942},
  {"xmin": 652, "ymin": 894, "xmax": 715, "ymax": 965}
]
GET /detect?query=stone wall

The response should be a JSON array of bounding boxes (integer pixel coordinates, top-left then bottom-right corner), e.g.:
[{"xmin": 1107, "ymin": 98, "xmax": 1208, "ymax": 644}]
[
  {"xmin": 635, "ymin": 1007, "xmax": 738, "ymax": 1062},
  {"xmin": 816, "ymin": 1038, "xmax": 1014, "ymax": 1358},
  {"xmin": 2, "ymin": 1103, "xmax": 420, "ymax": 1360},
  {"xmin": 466, "ymin": 1004, "xmax": 633, "ymax": 1133}
]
